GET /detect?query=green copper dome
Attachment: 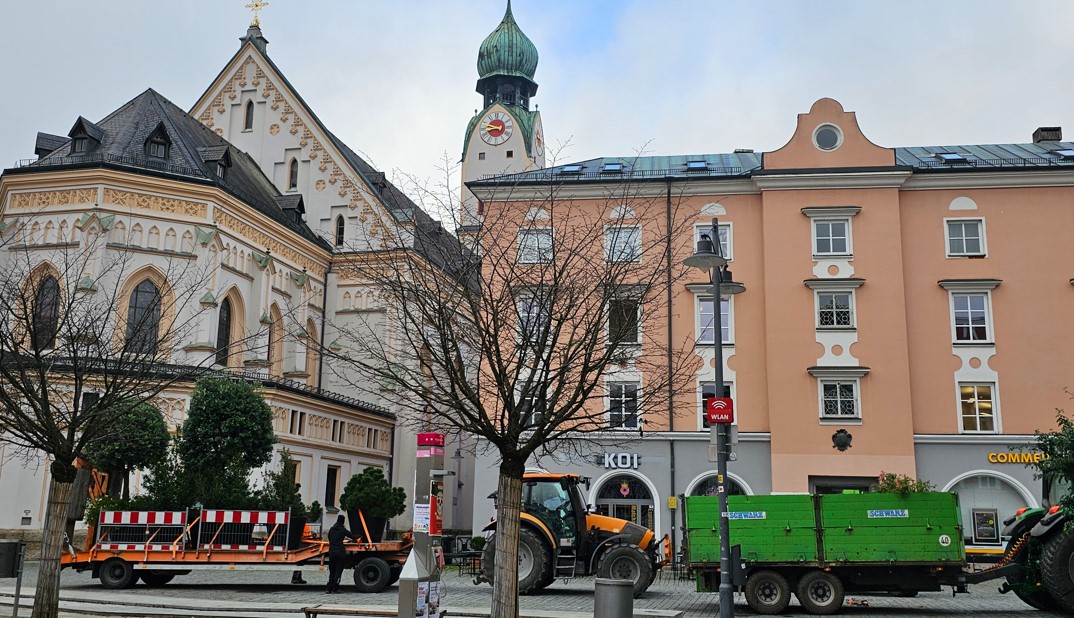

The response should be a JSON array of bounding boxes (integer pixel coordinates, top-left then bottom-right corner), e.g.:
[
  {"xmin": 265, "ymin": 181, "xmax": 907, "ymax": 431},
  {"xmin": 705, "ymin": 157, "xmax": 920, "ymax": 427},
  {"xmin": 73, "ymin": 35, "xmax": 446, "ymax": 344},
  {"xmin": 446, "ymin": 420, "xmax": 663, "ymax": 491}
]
[{"xmin": 477, "ymin": 1, "xmax": 538, "ymax": 82}]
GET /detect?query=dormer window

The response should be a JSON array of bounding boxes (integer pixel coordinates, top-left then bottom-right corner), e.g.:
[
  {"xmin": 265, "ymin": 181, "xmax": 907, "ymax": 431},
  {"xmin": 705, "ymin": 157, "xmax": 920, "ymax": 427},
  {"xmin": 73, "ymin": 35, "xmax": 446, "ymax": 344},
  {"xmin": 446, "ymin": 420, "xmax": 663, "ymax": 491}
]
[
  {"xmin": 67, "ymin": 116, "xmax": 103, "ymax": 155},
  {"xmin": 216, "ymin": 161, "xmax": 228, "ymax": 180},
  {"xmin": 71, "ymin": 137, "xmax": 87, "ymax": 154},
  {"xmin": 144, "ymin": 122, "xmax": 172, "ymax": 161},
  {"xmin": 147, "ymin": 139, "xmax": 168, "ymax": 159}
]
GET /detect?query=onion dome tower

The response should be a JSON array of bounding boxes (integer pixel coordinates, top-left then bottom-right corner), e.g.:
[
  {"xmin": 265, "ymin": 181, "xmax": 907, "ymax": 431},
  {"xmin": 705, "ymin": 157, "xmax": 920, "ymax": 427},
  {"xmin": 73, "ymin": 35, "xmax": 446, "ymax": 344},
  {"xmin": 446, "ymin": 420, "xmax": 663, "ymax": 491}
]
[{"xmin": 475, "ymin": 0, "xmax": 539, "ymax": 110}]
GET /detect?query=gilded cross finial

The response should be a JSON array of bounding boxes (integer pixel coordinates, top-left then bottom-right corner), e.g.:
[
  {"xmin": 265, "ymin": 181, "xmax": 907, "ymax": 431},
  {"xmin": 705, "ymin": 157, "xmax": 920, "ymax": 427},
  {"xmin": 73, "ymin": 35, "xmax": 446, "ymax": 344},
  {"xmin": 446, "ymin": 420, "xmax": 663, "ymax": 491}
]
[{"xmin": 245, "ymin": 0, "xmax": 269, "ymax": 27}]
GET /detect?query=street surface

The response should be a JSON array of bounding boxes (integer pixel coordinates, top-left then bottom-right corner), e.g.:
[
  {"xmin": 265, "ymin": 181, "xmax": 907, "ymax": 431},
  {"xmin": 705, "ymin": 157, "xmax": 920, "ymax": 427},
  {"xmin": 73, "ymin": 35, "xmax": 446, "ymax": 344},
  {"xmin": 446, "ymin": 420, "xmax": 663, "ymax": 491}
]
[{"xmin": 9, "ymin": 561, "xmax": 1068, "ymax": 617}]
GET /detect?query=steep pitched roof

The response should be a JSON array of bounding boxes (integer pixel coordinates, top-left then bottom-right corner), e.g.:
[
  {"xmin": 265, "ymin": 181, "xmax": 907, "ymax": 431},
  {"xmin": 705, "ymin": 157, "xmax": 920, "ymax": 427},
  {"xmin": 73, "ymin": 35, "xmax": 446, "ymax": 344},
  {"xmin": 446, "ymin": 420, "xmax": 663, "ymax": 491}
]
[
  {"xmin": 194, "ymin": 33, "xmax": 472, "ymax": 279},
  {"xmin": 11, "ymin": 88, "xmax": 329, "ymax": 250}
]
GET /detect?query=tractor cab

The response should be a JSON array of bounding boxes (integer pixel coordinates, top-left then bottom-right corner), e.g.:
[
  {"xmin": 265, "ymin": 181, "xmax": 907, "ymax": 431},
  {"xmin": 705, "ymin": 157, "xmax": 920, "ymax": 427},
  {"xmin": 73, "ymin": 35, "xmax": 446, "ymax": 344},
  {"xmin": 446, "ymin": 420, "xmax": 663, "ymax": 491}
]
[{"xmin": 521, "ymin": 475, "xmax": 590, "ymax": 551}]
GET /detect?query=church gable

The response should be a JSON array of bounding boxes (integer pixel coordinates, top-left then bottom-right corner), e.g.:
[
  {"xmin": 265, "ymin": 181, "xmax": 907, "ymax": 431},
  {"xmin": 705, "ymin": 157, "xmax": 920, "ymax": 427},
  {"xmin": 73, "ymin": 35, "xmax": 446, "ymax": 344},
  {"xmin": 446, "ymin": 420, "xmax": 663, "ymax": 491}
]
[{"xmin": 192, "ymin": 37, "xmax": 402, "ymax": 251}]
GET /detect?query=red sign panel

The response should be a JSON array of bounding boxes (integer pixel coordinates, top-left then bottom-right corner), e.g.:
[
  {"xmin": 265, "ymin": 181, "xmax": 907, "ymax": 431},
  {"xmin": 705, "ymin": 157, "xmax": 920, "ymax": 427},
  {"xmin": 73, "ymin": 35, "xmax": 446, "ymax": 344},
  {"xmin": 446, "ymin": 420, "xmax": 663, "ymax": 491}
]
[
  {"xmin": 429, "ymin": 479, "xmax": 444, "ymax": 536},
  {"xmin": 705, "ymin": 397, "xmax": 734, "ymax": 424},
  {"xmin": 417, "ymin": 432, "xmax": 445, "ymax": 446}
]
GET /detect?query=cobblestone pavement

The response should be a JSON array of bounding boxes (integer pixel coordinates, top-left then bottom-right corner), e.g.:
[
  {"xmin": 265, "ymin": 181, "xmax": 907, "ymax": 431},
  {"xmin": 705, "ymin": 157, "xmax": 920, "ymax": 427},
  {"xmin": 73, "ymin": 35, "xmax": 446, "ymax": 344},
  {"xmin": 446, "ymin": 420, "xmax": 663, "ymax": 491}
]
[{"xmin": 20, "ymin": 561, "xmax": 1068, "ymax": 616}]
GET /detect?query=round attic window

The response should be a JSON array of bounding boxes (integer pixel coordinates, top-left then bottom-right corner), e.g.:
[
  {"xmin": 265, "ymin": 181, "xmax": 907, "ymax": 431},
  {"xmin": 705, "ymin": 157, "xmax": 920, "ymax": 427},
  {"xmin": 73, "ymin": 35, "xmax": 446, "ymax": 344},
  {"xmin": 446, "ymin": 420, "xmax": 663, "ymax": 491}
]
[{"xmin": 813, "ymin": 124, "xmax": 843, "ymax": 151}]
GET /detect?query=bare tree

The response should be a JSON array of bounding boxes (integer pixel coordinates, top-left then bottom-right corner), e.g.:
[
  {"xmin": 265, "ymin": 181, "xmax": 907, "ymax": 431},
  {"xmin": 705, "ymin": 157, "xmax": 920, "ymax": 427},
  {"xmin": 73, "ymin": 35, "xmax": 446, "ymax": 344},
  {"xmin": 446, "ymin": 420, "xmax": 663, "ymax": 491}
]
[
  {"xmin": 326, "ymin": 155, "xmax": 700, "ymax": 617},
  {"xmin": 0, "ymin": 223, "xmax": 218, "ymax": 618}
]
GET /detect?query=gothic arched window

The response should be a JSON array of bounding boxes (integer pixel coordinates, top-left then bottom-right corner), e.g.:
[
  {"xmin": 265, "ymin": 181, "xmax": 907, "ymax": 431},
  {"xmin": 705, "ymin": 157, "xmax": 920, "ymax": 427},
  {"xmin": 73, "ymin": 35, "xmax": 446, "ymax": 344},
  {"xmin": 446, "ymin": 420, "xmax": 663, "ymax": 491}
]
[
  {"xmin": 33, "ymin": 275, "xmax": 60, "ymax": 350},
  {"xmin": 334, "ymin": 215, "xmax": 345, "ymax": 247},
  {"xmin": 288, "ymin": 159, "xmax": 298, "ymax": 191},
  {"xmin": 215, "ymin": 297, "xmax": 232, "ymax": 366},
  {"xmin": 243, "ymin": 101, "xmax": 254, "ymax": 131},
  {"xmin": 125, "ymin": 279, "xmax": 162, "ymax": 354}
]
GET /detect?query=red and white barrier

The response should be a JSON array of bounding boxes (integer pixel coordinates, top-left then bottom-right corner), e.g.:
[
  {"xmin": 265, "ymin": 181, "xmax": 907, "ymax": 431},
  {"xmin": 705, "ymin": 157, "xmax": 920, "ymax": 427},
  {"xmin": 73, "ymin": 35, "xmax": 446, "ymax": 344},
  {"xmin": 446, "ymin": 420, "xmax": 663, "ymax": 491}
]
[
  {"xmin": 98, "ymin": 543, "xmax": 174, "ymax": 551},
  {"xmin": 99, "ymin": 511, "xmax": 187, "ymax": 525},
  {"xmin": 200, "ymin": 510, "xmax": 289, "ymax": 525},
  {"xmin": 198, "ymin": 544, "xmax": 286, "ymax": 551}
]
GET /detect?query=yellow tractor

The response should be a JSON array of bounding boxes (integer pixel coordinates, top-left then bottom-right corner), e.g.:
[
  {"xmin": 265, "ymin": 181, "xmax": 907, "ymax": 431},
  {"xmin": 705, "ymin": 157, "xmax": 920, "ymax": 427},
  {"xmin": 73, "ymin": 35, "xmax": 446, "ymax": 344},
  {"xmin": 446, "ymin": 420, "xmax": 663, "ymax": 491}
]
[{"xmin": 477, "ymin": 472, "xmax": 669, "ymax": 596}]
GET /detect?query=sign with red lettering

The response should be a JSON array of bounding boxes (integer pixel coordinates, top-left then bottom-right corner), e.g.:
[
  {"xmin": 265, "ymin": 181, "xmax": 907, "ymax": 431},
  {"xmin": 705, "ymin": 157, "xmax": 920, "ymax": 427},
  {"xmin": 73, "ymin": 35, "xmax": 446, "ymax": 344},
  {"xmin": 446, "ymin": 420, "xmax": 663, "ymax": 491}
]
[{"xmin": 705, "ymin": 397, "xmax": 734, "ymax": 424}]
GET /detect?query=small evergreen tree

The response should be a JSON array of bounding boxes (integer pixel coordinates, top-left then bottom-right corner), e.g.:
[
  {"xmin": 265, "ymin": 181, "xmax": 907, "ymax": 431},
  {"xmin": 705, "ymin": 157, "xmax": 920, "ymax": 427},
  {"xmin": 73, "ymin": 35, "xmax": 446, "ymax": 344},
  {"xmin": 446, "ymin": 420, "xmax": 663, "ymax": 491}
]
[
  {"xmin": 84, "ymin": 402, "xmax": 170, "ymax": 499},
  {"xmin": 340, "ymin": 466, "xmax": 406, "ymax": 519},
  {"xmin": 179, "ymin": 377, "xmax": 275, "ymax": 507}
]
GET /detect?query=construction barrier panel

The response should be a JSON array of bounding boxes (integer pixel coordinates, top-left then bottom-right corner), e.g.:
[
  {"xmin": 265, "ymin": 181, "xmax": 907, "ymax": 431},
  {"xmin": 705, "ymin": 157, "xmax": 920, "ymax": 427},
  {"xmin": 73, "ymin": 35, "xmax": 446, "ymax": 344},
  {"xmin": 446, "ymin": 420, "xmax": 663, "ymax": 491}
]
[
  {"xmin": 198, "ymin": 510, "xmax": 290, "ymax": 551},
  {"xmin": 96, "ymin": 511, "xmax": 188, "ymax": 551}
]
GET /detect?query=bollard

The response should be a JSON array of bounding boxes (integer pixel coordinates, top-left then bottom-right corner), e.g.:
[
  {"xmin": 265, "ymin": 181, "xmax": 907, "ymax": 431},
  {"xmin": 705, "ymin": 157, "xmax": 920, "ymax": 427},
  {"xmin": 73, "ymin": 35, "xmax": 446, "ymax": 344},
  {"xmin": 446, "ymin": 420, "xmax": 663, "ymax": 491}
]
[{"xmin": 594, "ymin": 577, "xmax": 633, "ymax": 618}]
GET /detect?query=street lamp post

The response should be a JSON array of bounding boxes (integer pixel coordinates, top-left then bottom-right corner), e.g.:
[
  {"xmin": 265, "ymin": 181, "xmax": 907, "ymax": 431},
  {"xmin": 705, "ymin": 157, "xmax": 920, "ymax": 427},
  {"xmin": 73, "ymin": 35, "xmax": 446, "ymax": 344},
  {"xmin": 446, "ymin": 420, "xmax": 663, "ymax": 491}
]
[{"xmin": 684, "ymin": 218, "xmax": 745, "ymax": 618}]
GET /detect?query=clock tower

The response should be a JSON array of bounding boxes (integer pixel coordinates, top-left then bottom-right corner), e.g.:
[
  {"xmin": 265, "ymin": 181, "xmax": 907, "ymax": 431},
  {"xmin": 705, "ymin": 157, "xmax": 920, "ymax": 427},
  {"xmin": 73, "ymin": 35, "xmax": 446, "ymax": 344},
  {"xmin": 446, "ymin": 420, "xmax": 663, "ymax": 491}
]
[{"xmin": 460, "ymin": 0, "xmax": 544, "ymax": 229}]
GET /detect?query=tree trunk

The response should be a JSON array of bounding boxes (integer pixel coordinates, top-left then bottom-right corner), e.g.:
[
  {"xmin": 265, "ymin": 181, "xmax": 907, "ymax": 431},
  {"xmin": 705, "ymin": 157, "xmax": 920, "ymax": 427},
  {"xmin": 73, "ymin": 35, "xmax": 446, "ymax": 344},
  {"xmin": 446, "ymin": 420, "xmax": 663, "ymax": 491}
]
[
  {"xmin": 490, "ymin": 459, "xmax": 525, "ymax": 618},
  {"xmin": 33, "ymin": 461, "xmax": 76, "ymax": 618}
]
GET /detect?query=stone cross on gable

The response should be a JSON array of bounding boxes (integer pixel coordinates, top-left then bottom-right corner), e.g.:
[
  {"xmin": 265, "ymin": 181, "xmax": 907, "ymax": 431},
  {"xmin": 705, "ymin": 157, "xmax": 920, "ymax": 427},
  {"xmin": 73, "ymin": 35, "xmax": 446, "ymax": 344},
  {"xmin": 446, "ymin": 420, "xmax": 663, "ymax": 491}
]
[{"xmin": 245, "ymin": 0, "xmax": 269, "ymax": 26}]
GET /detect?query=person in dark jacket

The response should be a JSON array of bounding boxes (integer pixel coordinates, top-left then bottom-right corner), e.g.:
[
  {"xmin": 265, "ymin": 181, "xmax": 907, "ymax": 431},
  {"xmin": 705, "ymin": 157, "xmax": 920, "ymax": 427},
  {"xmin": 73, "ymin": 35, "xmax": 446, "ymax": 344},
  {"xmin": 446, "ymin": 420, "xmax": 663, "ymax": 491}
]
[{"xmin": 326, "ymin": 514, "xmax": 357, "ymax": 593}]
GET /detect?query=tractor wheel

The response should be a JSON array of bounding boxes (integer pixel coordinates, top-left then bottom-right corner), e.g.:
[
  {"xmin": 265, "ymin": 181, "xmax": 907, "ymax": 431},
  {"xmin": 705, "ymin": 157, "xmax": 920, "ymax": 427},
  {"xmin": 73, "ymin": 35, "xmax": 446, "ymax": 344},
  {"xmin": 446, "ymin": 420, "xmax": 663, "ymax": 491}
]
[
  {"xmin": 1041, "ymin": 528, "xmax": 1074, "ymax": 611},
  {"xmin": 596, "ymin": 543, "xmax": 654, "ymax": 597},
  {"xmin": 1005, "ymin": 533, "xmax": 1061, "ymax": 611},
  {"xmin": 535, "ymin": 561, "xmax": 556, "ymax": 590},
  {"xmin": 99, "ymin": 558, "xmax": 135, "ymax": 589},
  {"xmin": 744, "ymin": 569, "xmax": 791, "ymax": 615},
  {"xmin": 353, "ymin": 557, "xmax": 391, "ymax": 593},
  {"xmin": 795, "ymin": 570, "xmax": 845, "ymax": 615},
  {"xmin": 139, "ymin": 570, "xmax": 176, "ymax": 587},
  {"xmin": 481, "ymin": 528, "xmax": 551, "ymax": 595},
  {"xmin": 388, "ymin": 564, "xmax": 403, "ymax": 586}
]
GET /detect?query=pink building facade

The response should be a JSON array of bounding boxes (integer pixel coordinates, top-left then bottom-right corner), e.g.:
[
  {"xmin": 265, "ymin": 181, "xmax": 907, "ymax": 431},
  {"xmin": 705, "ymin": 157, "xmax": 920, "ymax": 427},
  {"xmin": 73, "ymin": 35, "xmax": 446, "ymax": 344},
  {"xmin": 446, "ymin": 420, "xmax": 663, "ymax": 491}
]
[{"xmin": 468, "ymin": 97, "xmax": 1074, "ymax": 553}]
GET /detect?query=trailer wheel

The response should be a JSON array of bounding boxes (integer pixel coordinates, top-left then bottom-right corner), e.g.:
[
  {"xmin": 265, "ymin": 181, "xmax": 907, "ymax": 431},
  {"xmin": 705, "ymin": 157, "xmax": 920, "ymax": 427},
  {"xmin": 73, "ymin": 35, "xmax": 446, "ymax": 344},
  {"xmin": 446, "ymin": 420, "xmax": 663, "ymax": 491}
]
[
  {"xmin": 481, "ymin": 528, "xmax": 551, "ymax": 595},
  {"xmin": 388, "ymin": 564, "xmax": 402, "ymax": 586},
  {"xmin": 353, "ymin": 557, "xmax": 391, "ymax": 593},
  {"xmin": 1041, "ymin": 528, "xmax": 1074, "ymax": 611},
  {"xmin": 1005, "ymin": 533, "xmax": 1061, "ymax": 611},
  {"xmin": 744, "ymin": 570, "xmax": 791, "ymax": 615},
  {"xmin": 796, "ymin": 570, "xmax": 845, "ymax": 615},
  {"xmin": 99, "ymin": 558, "xmax": 134, "ymax": 589},
  {"xmin": 596, "ymin": 543, "xmax": 654, "ymax": 597},
  {"xmin": 139, "ymin": 570, "xmax": 176, "ymax": 587}
]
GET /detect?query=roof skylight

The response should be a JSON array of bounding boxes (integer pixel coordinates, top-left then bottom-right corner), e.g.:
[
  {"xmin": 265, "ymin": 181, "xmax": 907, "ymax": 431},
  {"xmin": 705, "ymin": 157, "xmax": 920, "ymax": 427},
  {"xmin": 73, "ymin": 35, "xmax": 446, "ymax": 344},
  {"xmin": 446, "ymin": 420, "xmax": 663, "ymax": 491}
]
[
  {"xmin": 601, "ymin": 162, "xmax": 623, "ymax": 173},
  {"xmin": 936, "ymin": 153, "xmax": 969, "ymax": 164},
  {"xmin": 559, "ymin": 164, "xmax": 583, "ymax": 174},
  {"xmin": 1051, "ymin": 149, "xmax": 1074, "ymax": 160},
  {"xmin": 686, "ymin": 160, "xmax": 709, "ymax": 171}
]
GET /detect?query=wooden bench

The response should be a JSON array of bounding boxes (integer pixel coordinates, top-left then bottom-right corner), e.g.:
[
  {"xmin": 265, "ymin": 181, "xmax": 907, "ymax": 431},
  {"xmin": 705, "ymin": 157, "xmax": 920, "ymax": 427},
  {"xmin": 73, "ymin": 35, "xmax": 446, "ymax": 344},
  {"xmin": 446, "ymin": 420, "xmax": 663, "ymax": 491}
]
[{"xmin": 303, "ymin": 606, "xmax": 450, "ymax": 618}]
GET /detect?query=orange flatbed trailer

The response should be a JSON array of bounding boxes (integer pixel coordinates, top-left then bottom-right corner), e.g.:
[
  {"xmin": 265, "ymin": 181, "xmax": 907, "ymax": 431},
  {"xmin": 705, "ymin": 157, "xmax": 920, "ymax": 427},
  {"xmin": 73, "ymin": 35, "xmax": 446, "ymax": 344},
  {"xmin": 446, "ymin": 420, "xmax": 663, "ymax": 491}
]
[{"xmin": 62, "ymin": 510, "xmax": 413, "ymax": 592}]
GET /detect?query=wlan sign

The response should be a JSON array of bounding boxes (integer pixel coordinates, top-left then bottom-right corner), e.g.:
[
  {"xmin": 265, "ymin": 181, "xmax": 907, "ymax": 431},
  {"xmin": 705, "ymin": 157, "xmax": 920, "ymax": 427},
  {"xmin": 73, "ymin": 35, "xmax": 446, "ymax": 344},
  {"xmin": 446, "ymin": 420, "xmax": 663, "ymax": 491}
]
[{"xmin": 705, "ymin": 397, "xmax": 734, "ymax": 424}]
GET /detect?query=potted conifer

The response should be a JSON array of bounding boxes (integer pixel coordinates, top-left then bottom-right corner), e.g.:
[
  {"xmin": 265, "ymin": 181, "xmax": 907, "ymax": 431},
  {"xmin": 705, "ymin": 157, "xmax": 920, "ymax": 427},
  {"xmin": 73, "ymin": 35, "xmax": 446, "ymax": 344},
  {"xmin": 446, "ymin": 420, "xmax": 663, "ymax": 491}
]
[{"xmin": 339, "ymin": 466, "xmax": 406, "ymax": 542}]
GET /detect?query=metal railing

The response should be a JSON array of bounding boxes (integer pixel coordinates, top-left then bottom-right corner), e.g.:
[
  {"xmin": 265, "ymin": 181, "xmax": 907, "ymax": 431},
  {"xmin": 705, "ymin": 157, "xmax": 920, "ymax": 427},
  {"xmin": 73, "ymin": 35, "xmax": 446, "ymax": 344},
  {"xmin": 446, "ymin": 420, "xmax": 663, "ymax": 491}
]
[
  {"xmin": 909, "ymin": 157, "xmax": 1074, "ymax": 169},
  {"xmin": 21, "ymin": 153, "xmax": 209, "ymax": 178},
  {"xmin": 479, "ymin": 166, "xmax": 749, "ymax": 182}
]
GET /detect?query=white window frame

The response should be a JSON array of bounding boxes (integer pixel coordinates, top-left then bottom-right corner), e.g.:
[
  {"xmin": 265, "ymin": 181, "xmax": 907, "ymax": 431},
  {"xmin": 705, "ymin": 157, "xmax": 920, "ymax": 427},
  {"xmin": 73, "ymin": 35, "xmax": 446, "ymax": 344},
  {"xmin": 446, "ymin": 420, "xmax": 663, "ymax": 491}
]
[
  {"xmin": 696, "ymin": 295, "xmax": 733, "ymax": 344},
  {"xmin": 807, "ymin": 366, "xmax": 868, "ymax": 423},
  {"xmin": 949, "ymin": 291, "xmax": 993, "ymax": 344},
  {"xmin": 812, "ymin": 218, "xmax": 852, "ymax": 257},
  {"xmin": 818, "ymin": 379, "xmax": 861, "ymax": 421},
  {"xmin": 607, "ymin": 381, "xmax": 640, "ymax": 430},
  {"xmin": 815, "ymin": 290, "xmax": 856, "ymax": 329},
  {"xmin": 802, "ymin": 206, "xmax": 860, "ymax": 259},
  {"xmin": 607, "ymin": 294, "xmax": 641, "ymax": 345},
  {"xmin": 604, "ymin": 225, "xmax": 641, "ymax": 263},
  {"xmin": 694, "ymin": 223, "xmax": 733, "ymax": 261},
  {"xmin": 516, "ymin": 292, "xmax": 551, "ymax": 341},
  {"xmin": 957, "ymin": 381, "xmax": 999, "ymax": 434},
  {"xmin": 699, "ymin": 381, "xmax": 734, "ymax": 430},
  {"xmin": 518, "ymin": 228, "xmax": 553, "ymax": 264},
  {"xmin": 944, "ymin": 217, "xmax": 987, "ymax": 258},
  {"xmin": 520, "ymin": 384, "xmax": 547, "ymax": 428}
]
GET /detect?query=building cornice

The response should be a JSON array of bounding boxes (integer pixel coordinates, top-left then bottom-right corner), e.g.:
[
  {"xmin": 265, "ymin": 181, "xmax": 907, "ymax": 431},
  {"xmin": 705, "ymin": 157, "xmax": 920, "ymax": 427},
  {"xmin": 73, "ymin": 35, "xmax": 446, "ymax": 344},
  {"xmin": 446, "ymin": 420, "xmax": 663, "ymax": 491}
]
[
  {"xmin": 752, "ymin": 170, "xmax": 911, "ymax": 190},
  {"xmin": 901, "ymin": 170, "xmax": 1074, "ymax": 190}
]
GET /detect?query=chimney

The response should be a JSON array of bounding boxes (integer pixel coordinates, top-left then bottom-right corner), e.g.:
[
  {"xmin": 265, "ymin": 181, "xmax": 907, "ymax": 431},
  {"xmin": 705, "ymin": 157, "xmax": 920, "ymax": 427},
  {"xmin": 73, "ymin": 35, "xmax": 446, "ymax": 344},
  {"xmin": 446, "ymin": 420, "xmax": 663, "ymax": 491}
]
[{"xmin": 1033, "ymin": 127, "xmax": 1062, "ymax": 143}]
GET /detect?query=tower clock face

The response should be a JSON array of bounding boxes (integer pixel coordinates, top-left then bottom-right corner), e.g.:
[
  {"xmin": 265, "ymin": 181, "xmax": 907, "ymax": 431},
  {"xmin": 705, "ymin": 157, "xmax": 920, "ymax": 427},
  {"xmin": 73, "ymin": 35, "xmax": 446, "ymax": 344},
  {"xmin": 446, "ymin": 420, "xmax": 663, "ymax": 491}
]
[
  {"xmin": 479, "ymin": 111, "xmax": 514, "ymax": 146},
  {"xmin": 533, "ymin": 125, "xmax": 544, "ymax": 156}
]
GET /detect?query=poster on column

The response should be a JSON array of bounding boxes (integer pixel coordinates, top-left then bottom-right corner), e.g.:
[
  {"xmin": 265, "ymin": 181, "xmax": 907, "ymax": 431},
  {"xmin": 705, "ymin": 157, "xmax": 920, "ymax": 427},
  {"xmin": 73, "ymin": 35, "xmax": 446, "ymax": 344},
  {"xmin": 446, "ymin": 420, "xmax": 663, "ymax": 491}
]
[
  {"xmin": 428, "ymin": 581, "xmax": 442, "ymax": 618},
  {"xmin": 415, "ymin": 581, "xmax": 428, "ymax": 618},
  {"xmin": 414, "ymin": 503, "xmax": 431, "ymax": 533},
  {"xmin": 430, "ymin": 479, "xmax": 444, "ymax": 536}
]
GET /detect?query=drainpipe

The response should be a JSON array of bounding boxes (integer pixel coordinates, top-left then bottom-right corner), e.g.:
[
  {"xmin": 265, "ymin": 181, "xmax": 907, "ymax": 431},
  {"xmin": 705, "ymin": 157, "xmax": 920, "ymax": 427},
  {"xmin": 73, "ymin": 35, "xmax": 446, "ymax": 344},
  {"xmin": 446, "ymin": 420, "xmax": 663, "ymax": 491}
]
[
  {"xmin": 665, "ymin": 176, "xmax": 677, "ymax": 561},
  {"xmin": 316, "ymin": 263, "xmax": 332, "ymax": 390}
]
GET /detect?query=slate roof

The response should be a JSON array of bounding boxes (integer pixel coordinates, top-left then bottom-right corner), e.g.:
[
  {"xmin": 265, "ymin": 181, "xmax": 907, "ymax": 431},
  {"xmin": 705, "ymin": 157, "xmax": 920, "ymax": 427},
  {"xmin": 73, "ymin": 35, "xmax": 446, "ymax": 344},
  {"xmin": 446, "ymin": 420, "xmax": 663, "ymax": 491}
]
[
  {"xmin": 471, "ymin": 141, "xmax": 1074, "ymax": 186},
  {"xmin": 10, "ymin": 88, "xmax": 330, "ymax": 250}
]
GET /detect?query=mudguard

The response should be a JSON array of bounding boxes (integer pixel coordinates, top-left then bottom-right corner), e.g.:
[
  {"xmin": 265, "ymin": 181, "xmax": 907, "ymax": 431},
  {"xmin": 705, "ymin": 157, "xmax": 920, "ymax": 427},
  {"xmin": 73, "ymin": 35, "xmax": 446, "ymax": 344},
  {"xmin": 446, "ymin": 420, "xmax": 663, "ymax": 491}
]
[{"xmin": 1031, "ymin": 511, "xmax": 1067, "ymax": 539}]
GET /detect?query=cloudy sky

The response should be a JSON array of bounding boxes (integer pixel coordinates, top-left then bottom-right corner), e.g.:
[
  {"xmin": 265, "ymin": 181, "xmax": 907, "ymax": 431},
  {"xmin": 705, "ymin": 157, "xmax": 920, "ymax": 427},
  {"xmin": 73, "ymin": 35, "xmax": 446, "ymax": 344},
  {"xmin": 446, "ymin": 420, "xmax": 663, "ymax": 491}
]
[{"xmin": 2, "ymin": 1, "xmax": 1073, "ymax": 220}]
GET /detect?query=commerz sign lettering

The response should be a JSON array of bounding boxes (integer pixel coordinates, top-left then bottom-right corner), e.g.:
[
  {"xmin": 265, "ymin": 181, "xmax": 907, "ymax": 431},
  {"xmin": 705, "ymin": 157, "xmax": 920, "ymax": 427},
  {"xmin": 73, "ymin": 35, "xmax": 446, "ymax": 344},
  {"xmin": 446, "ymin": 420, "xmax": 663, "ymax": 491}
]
[{"xmin": 988, "ymin": 452, "xmax": 1046, "ymax": 464}]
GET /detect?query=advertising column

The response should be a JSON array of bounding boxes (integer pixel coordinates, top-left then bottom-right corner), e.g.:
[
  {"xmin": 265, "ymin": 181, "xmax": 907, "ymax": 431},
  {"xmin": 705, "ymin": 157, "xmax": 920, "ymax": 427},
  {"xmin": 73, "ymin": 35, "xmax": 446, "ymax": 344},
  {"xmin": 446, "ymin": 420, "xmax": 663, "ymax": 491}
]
[{"xmin": 398, "ymin": 433, "xmax": 445, "ymax": 618}]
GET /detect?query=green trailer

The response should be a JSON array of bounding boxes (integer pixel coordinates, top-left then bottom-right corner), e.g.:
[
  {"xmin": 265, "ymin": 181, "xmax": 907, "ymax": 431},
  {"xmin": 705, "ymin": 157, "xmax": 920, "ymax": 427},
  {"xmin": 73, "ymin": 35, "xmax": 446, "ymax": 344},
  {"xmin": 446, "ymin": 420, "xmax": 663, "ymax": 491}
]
[{"xmin": 685, "ymin": 492, "xmax": 1024, "ymax": 615}]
